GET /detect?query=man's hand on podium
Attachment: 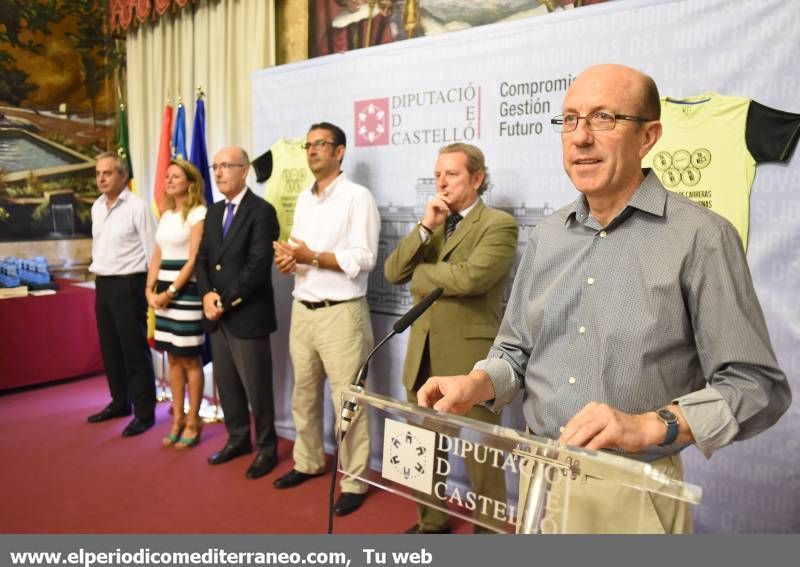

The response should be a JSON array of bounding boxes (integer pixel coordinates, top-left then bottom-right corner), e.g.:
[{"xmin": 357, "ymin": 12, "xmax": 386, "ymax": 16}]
[
  {"xmin": 558, "ymin": 402, "xmax": 693, "ymax": 452},
  {"xmin": 417, "ymin": 370, "xmax": 496, "ymax": 414}
]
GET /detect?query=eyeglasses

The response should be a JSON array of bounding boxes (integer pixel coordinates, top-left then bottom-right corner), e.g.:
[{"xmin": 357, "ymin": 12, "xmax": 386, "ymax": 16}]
[
  {"xmin": 301, "ymin": 140, "xmax": 336, "ymax": 151},
  {"xmin": 551, "ymin": 111, "xmax": 653, "ymax": 133},
  {"xmin": 210, "ymin": 162, "xmax": 245, "ymax": 172}
]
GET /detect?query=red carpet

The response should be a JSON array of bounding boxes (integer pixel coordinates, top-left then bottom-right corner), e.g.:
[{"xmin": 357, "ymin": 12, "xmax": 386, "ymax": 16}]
[{"xmin": 0, "ymin": 375, "xmax": 473, "ymax": 534}]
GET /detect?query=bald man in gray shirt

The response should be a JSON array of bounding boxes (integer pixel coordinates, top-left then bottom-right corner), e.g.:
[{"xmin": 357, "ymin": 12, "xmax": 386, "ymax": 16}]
[{"xmin": 417, "ymin": 64, "xmax": 791, "ymax": 533}]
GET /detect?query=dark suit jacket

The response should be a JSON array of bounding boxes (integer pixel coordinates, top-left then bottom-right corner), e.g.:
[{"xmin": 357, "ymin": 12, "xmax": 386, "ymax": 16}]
[
  {"xmin": 195, "ymin": 189, "xmax": 280, "ymax": 338},
  {"xmin": 384, "ymin": 200, "xmax": 518, "ymax": 390}
]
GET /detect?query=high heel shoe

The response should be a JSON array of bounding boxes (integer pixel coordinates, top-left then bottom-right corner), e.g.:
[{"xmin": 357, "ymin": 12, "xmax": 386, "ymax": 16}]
[
  {"xmin": 175, "ymin": 422, "xmax": 202, "ymax": 450},
  {"xmin": 162, "ymin": 417, "xmax": 186, "ymax": 448}
]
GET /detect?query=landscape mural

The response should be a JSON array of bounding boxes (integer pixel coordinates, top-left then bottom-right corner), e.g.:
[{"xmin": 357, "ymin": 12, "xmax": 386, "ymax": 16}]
[{"xmin": 0, "ymin": 0, "xmax": 122, "ymax": 241}]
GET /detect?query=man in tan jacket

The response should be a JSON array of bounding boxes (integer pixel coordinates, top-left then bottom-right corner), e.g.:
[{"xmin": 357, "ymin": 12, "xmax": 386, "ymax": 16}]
[{"xmin": 384, "ymin": 143, "xmax": 518, "ymax": 533}]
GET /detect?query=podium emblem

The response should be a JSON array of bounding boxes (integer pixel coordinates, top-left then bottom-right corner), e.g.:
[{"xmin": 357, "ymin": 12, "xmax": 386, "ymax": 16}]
[{"xmin": 382, "ymin": 418, "xmax": 436, "ymax": 493}]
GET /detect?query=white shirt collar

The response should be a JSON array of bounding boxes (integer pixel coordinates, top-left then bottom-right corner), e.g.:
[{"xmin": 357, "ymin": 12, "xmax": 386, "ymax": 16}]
[
  {"xmin": 226, "ymin": 187, "xmax": 248, "ymax": 207},
  {"xmin": 99, "ymin": 187, "xmax": 131, "ymax": 207},
  {"xmin": 457, "ymin": 197, "xmax": 480, "ymax": 219},
  {"xmin": 311, "ymin": 172, "xmax": 346, "ymax": 201}
]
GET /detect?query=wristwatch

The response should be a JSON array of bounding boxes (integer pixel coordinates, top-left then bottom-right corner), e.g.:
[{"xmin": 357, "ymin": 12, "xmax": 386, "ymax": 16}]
[
  {"xmin": 656, "ymin": 407, "xmax": 679, "ymax": 446},
  {"xmin": 167, "ymin": 284, "xmax": 178, "ymax": 297},
  {"xmin": 417, "ymin": 220, "xmax": 433, "ymax": 243},
  {"xmin": 311, "ymin": 252, "xmax": 320, "ymax": 268},
  {"xmin": 417, "ymin": 220, "xmax": 433, "ymax": 235}
]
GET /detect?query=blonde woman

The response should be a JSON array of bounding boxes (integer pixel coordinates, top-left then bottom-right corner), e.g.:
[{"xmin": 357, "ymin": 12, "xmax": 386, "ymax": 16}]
[{"xmin": 145, "ymin": 159, "xmax": 207, "ymax": 449}]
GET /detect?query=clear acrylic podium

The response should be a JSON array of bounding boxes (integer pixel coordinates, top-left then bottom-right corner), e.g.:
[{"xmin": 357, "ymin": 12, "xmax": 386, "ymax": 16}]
[{"xmin": 339, "ymin": 386, "xmax": 702, "ymax": 534}]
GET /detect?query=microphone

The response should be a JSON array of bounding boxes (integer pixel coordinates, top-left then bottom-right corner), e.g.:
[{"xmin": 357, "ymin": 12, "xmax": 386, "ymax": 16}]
[
  {"xmin": 339, "ymin": 287, "xmax": 444, "ymax": 438},
  {"xmin": 392, "ymin": 286, "xmax": 444, "ymax": 333}
]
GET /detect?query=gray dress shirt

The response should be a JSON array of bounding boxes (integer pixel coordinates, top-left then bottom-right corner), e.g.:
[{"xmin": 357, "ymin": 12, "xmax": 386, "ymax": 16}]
[{"xmin": 475, "ymin": 171, "xmax": 791, "ymax": 461}]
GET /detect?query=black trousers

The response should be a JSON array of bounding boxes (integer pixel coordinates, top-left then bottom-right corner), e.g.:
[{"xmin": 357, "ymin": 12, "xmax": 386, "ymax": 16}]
[
  {"xmin": 210, "ymin": 325, "xmax": 277, "ymax": 455},
  {"xmin": 94, "ymin": 273, "xmax": 156, "ymax": 420}
]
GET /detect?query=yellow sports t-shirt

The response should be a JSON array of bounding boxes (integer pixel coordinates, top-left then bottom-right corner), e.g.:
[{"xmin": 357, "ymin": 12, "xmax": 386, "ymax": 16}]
[
  {"xmin": 643, "ymin": 93, "xmax": 800, "ymax": 249},
  {"xmin": 264, "ymin": 137, "xmax": 313, "ymax": 241}
]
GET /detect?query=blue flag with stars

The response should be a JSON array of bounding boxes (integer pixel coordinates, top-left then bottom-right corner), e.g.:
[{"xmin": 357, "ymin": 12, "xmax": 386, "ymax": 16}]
[{"xmin": 189, "ymin": 96, "xmax": 214, "ymax": 206}]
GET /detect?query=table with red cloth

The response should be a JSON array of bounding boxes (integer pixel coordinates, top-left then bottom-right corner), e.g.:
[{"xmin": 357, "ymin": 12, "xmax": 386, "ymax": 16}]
[{"xmin": 0, "ymin": 279, "xmax": 103, "ymax": 390}]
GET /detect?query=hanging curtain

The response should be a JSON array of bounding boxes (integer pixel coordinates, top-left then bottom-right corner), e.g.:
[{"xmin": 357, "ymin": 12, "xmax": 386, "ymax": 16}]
[{"xmin": 125, "ymin": 0, "xmax": 276, "ymax": 205}]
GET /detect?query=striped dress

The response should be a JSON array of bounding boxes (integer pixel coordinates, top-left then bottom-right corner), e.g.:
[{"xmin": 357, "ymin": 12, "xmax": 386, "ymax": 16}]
[{"xmin": 153, "ymin": 205, "xmax": 207, "ymax": 357}]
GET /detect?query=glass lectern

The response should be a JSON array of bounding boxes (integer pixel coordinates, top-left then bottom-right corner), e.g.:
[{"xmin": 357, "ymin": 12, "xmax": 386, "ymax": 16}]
[{"xmin": 339, "ymin": 386, "xmax": 702, "ymax": 533}]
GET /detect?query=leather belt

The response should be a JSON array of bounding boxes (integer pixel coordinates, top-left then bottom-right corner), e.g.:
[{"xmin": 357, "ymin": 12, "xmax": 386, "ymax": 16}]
[
  {"xmin": 95, "ymin": 272, "xmax": 146, "ymax": 280},
  {"xmin": 299, "ymin": 299, "xmax": 347, "ymax": 310}
]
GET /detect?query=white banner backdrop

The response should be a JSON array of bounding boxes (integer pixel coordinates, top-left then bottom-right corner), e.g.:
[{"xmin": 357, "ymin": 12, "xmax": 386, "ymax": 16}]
[{"xmin": 251, "ymin": 0, "xmax": 799, "ymax": 533}]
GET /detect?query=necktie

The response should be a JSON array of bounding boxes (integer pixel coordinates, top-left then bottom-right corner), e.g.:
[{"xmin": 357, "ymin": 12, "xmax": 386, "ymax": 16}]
[
  {"xmin": 445, "ymin": 213, "xmax": 462, "ymax": 240},
  {"xmin": 222, "ymin": 202, "xmax": 235, "ymax": 238}
]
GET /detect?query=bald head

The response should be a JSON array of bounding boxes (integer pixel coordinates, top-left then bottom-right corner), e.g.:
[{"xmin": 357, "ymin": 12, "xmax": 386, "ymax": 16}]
[
  {"xmin": 569, "ymin": 64, "xmax": 660, "ymax": 121},
  {"xmin": 560, "ymin": 64, "xmax": 663, "ymax": 208},
  {"xmin": 212, "ymin": 146, "xmax": 250, "ymax": 199},
  {"xmin": 215, "ymin": 146, "xmax": 249, "ymax": 165}
]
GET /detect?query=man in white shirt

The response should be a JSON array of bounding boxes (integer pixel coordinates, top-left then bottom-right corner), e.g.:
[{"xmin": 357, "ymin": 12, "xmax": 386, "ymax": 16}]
[
  {"xmin": 273, "ymin": 122, "xmax": 380, "ymax": 517},
  {"xmin": 87, "ymin": 152, "xmax": 157, "ymax": 437}
]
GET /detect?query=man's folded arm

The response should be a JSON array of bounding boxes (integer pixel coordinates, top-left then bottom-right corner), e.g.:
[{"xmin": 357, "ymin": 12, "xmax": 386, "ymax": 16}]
[{"xmin": 410, "ymin": 215, "xmax": 518, "ymax": 296}]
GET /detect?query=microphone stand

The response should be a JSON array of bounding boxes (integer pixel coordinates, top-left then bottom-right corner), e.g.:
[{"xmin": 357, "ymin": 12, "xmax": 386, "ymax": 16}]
[
  {"xmin": 519, "ymin": 446, "xmax": 558, "ymax": 534},
  {"xmin": 326, "ymin": 332, "xmax": 395, "ymax": 534},
  {"xmin": 339, "ymin": 331, "xmax": 395, "ymax": 440},
  {"xmin": 326, "ymin": 287, "xmax": 443, "ymax": 533}
]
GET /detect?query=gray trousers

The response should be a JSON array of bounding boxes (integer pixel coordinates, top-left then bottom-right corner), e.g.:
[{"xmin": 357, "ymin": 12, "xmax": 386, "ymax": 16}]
[{"xmin": 210, "ymin": 325, "xmax": 277, "ymax": 455}]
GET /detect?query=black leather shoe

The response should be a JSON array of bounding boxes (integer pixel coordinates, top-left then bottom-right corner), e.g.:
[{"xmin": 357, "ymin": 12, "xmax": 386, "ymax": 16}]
[
  {"xmin": 121, "ymin": 417, "xmax": 155, "ymax": 437},
  {"xmin": 207, "ymin": 442, "xmax": 253, "ymax": 465},
  {"xmin": 246, "ymin": 452, "xmax": 277, "ymax": 479},
  {"xmin": 404, "ymin": 524, "xmax": 452, "ymax": 534},
  {"xmin": 334, "ymin": 492, "xmax": 366, "ymax": 516},
  {"xmin": 87, "ymin": 405, "xmax": 132, "ymax": 423},
  {"xmin": 273, "ymin": 469, "xmax": 324, "ymax": 489}
]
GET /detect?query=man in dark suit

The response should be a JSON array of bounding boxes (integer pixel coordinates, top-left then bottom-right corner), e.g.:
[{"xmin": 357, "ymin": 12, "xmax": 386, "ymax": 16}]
[
  {"xmin": 195, "ymin": 146, "xmax": 280, "ymax": 480},
  {"xmin": 384, "ymin": 143, "xmax": 518, "ymax": 533}
]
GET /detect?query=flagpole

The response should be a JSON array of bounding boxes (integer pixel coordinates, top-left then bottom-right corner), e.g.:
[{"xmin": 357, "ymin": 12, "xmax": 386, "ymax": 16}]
[{"xmin": 188, "ymin": 86, "xmax": 219, "ymax": 421}]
